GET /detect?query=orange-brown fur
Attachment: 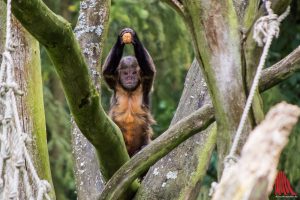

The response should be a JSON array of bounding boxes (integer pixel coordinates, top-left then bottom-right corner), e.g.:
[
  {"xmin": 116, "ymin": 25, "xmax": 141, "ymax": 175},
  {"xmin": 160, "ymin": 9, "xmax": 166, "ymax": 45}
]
[{"xmin": 109, "ymin": 84, "xmax": 155, "ymax": 156}]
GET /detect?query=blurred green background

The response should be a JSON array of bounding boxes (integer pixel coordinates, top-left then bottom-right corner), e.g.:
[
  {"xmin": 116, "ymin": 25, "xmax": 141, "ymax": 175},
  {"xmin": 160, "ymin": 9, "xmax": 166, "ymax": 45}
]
[{"xmin": 41, "ymin": 0, "xmax": 300, "ymax": 199}]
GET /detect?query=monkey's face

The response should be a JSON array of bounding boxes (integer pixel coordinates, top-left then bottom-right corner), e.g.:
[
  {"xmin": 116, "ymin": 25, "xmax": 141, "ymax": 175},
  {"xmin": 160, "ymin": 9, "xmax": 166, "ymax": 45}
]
[
  {"xmin": 119, "ymin": 67, "xmax": 140, "ymax": 91},
  {"xmin": 118, "ymin": 56, "xmax": 141, "ymax": 91}
]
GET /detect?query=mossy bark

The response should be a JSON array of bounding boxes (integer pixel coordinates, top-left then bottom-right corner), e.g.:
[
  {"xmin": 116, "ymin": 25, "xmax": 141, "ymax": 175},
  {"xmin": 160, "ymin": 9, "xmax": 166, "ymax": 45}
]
[
  {"xmin": 5, "ymin": 16, "xmax": 55, "ymax": 199},
  {"xmin": 182, "ymin": 0, "xmax": 252, "ymax": 177},
  {"xmin": 0, "ymin": 2, "xmax": 5, "ymax": 55}
]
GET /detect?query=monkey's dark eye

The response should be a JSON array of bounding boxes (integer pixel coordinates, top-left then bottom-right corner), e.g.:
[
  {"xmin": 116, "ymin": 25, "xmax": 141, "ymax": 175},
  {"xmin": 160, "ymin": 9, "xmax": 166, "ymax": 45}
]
[
  {"xmin": 132, "ymin": 71, "xmax": 137, "ymax": 75},
  {"xmin": 124, "ymin": 72, "xmax": 129, "ymax": 75}
]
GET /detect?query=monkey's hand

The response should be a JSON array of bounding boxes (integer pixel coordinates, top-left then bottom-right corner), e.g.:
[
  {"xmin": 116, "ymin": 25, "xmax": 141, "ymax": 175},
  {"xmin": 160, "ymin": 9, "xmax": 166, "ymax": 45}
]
[
  {"xmin": 119, "ymin": 28, "xmax": 139, "ymax": 45},
  {"xmin": 120, "ymin": 28, "xmax": 133, "ymax": 44},
  {"xmin": 115, "ymin": 31, "xmax": 125, "ymax": 46}
]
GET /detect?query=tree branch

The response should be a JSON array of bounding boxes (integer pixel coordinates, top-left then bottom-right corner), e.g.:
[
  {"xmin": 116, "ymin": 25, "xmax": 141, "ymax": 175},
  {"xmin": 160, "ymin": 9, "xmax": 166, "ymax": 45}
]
[
  {"xmin": 260, "ymin": 46, "xmax": 300, "ymax": 91},
  {"xmin": 99, "ymin": 104, "xmax": 215, "ymax": 200},
  {"xmin": 160, "ymin": 0, "xmax": 185, "ymax": 17},
  {"xmin": 212, "ymin": 102, "xmax": 300, "ymax": 200},
  {"xmin": 7, "ymin": 0, "xmax": 130, "ymax": 180}
]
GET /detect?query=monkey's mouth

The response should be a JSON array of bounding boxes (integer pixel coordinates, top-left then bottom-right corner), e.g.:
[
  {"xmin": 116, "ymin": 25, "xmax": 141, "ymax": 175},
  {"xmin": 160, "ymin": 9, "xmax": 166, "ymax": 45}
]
[
  {"xmin": 123, "ymin": 81, "xmax": 139, "ymax": 90},
  {"xmin": 120, "ymin": 79, "xmax": 140, "ymax": 91},
  {"xmin": 125, "ymin": 80, "xmax": 137, "ymax": 85},
  {"xmin": 125, "ymin": 82, "xmax": 136, "ymax": 87}
]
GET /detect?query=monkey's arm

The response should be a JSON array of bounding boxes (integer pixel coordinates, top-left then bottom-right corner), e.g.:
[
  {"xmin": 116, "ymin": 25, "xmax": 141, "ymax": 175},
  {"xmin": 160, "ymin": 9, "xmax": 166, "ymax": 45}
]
[
  {"xmin": 133, "ymin": 35, "xmax": 156, "ymax": 77},
  {"xmin": 102, "ymin": 36, "xmax": 125, "ymax": 89},
  {"xmin": 132, "ymin": 33, "xmax": 156, "ymax": 94}
]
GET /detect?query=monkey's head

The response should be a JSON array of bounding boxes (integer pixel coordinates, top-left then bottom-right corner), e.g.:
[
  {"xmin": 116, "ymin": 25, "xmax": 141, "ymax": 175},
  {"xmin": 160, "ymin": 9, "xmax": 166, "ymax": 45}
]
[{"xmin": 118, "ymin": 56, "xmax": 141, "ymax": 91}]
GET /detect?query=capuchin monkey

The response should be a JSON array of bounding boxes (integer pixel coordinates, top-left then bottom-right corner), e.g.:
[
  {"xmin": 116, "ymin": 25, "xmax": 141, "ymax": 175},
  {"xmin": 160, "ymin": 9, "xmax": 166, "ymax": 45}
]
[{"xmin": 102, "ymin": 28, "xmax": 156, "ymax": 156}]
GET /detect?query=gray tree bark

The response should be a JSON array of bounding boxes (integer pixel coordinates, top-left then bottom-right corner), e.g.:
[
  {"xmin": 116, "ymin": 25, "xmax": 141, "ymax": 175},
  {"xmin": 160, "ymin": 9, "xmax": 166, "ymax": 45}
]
[{"xmin": 71, "ymin": 0, "xmax": 110, "ymax": 199}]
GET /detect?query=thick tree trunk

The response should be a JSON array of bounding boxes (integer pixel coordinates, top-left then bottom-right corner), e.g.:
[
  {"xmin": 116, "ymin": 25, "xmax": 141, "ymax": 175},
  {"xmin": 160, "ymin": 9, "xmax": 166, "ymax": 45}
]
[
  {"xmin": 71, "ymin": 0, "xmax": 110, "ymax": 199},
  {"xmin": 182, "ymin": 0, "xmax": 252, "ymax": 177},
  {"xmin": 0, "ymin": 4, "xmax": 55, "ymax": 198},
  {"xmin": 12, "ymin": 20, "xmax": 55, "ymax": 199},
  {"xmin": 0, "ymin": 2, "xmax": 5, "ymax": 55}
]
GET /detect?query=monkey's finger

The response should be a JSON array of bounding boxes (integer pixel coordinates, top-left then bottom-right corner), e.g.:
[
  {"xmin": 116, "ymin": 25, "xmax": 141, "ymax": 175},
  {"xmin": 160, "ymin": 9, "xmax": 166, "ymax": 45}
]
[{"xmin": 119, "ymin": 28, "xmax": 135, "ymax": 36}]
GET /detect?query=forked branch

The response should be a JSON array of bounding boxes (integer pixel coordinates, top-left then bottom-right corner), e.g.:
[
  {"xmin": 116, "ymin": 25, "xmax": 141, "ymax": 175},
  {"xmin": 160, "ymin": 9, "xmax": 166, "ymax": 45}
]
[{"xmin": 161, "ymin": 0, "xmax": 185, "ymax": 17}]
